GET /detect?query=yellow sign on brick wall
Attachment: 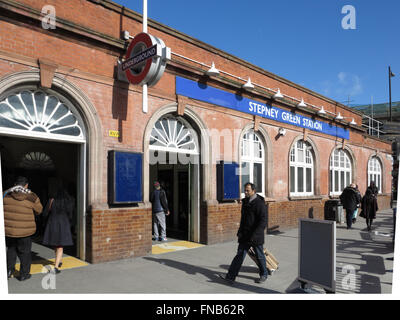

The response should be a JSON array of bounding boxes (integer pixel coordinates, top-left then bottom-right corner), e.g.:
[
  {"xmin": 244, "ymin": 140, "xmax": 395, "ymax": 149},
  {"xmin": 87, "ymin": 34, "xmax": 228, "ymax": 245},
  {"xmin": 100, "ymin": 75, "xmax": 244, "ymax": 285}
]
[{"xmin": 109, "ymin": 130, "xmax": 120, "ymax": 138}]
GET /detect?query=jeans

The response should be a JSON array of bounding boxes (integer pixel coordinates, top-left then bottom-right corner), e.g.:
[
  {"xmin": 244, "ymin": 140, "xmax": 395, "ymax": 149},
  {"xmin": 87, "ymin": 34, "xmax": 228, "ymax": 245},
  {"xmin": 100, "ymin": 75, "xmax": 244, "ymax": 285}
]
[
  {"xmin": 6, "ymin": 236, "xmax": 32, "ymax": 276},
  {"xmin": 153, "ymin": 211, "xmax": 166, "ymax": 238},
  {"xmin": 346, "ymin": 209, "xmax": 355, "ymax": 228},
  {"xmin": 227, "ymin": 243, "xmax": 268, "ymax": 280}
]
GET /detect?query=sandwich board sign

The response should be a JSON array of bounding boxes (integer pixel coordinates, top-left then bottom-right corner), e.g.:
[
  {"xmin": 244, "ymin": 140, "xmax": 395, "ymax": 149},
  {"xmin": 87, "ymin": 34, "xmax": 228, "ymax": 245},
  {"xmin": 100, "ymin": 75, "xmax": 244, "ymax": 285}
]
[{"xmin": 298, "ymin": 218, "xmax": 336, "ymax": 293}]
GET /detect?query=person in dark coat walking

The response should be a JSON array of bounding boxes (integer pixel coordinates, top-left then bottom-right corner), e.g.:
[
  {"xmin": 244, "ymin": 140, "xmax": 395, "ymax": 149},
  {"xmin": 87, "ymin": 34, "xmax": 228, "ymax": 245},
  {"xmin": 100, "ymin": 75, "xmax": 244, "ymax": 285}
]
[
  {"xmin": 340, "ymin": 183, "xmax": 361, "ymax": 229},
  {"xmin": 368, "ymin": 181, "xmax": 379, "ymax": 197},
  {"xmin": 360, "ymin": 184, "xmax": 379, "ymax": 231},
  {"xmin": 150, "ymin": 181, "xmax": 170, "ymax": 241},
  {"xmin": 42, "ymin": 187, "xmax": 74, "ymax": 274},
  {"xmin": 220, "ymin": 182, "xmax": 268, "ymax": 284}
]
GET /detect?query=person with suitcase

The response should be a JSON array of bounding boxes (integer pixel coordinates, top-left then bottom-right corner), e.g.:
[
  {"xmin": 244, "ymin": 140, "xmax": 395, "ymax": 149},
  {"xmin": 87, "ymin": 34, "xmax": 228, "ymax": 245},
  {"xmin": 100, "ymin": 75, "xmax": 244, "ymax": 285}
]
[
  {"xmin": 219, "ymin": 182, "xmax": 268, "ymax": 284},
  {"xmin": 248, "ymin": 247, "xmax": 279, "ymax": 275}
]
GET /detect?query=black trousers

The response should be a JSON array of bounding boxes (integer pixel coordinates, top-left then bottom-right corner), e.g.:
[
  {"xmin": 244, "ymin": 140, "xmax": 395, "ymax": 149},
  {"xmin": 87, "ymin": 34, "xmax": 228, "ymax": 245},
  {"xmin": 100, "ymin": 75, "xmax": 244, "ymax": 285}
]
[
  {"xmin": 346, "ymin": 209, "xmax": 355, "ymax": 228},
  {"xmin": 6, "ymin": 236, "xmax": 32, "ymax": 276}
]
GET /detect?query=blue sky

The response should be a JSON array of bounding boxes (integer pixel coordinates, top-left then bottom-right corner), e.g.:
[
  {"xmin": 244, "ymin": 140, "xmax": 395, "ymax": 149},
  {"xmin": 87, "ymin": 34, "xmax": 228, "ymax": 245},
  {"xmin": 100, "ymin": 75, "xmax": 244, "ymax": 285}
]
[{"xmin": 116, "ymin": 0, "xmax": 400, "ymax": 106}]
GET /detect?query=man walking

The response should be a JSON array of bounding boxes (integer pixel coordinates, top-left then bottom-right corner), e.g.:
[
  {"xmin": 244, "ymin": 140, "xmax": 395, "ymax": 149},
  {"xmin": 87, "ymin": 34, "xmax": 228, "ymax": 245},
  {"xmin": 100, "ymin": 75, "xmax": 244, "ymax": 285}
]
[
  {"xmin": 3, "ymin": 176, "xmax": 43, "ymax": 281},
  {"xmin": 150, "ymin": 181, "xmax": 170, "ymax": 241},
  {"xmin": 220, "ymin": 182, "xmax": 268, "ymax": 284},
  {"xmin": 340, "ymin": 183, "xmax": 361, "ymax": 229}
]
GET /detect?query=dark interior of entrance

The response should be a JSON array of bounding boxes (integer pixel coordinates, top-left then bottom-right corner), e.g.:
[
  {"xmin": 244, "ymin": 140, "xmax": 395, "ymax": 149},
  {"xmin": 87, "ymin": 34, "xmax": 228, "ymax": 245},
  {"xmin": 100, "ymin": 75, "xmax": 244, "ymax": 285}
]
[
  {"xmin": 150, "ymin": 152, "xmax": 190, "ymax": 241},
  {"xmin": 0, "ymin": 135, "xmax": 79, "ymax": 257}
]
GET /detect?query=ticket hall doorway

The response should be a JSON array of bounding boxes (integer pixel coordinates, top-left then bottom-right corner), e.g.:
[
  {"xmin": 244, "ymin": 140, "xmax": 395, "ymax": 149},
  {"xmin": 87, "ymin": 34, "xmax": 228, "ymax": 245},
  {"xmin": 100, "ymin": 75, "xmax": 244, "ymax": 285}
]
[
  {"xmin": 0, "ymin": 88, "xmax": 87, "ymax": 260},
  {"xmin": 148, "ymin": 115, "xmax": 200, "ymax": 242},
  {"xmin": 0, "ymin": 135, "xmax": 85, "ymax": 259}
]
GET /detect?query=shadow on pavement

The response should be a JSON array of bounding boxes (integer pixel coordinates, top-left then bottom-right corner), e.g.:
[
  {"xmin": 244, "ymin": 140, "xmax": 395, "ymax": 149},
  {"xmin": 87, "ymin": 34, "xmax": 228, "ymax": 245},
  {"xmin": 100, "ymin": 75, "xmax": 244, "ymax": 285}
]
[
  {"xmin": 335, "ymin": 212, "xmax": 394, "ymax": 293},
  {"xmin": 143, "ymin": 257, "xmax": 280, "ymax": 294}
]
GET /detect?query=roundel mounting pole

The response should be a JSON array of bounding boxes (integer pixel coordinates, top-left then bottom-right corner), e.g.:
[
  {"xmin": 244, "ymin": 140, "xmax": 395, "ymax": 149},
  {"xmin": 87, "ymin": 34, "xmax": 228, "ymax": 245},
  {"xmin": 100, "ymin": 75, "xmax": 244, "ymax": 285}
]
[
  {"xmin": 122, "ymin": 0, "xmax": 170, "ymax": 111},
  {"xmin": 142, "ymin": 0, "xmax": 148, "ymax": 113}
]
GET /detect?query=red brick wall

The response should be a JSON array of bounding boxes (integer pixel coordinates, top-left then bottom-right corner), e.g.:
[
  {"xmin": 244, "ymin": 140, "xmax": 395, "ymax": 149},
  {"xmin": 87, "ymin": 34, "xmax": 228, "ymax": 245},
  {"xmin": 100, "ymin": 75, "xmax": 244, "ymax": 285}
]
[
  {"xmin": 201, "ymin": 202, "xmax": 241, "ymax": 245},
  {"xmin": 86, "ymin": 206, "xmax": 152, "ymax": 263}
]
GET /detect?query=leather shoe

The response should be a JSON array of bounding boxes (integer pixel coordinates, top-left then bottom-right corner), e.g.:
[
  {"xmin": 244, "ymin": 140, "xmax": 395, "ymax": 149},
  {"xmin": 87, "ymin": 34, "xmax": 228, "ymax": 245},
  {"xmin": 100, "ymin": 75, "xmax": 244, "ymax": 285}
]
[
  {"xmin": 7, "ymin": 270, "xmax": 14, "ymax": 279},
  {"xmin": 255, "ymin": 275, "xmax": 268, "ymax": 283},
  {"xmin": 18, "ymin": 274, "xmax": 31, "ymax": 281},
  {"xmin": 219, "ymin": 273, "xmax": 234, "ymax": 285}
]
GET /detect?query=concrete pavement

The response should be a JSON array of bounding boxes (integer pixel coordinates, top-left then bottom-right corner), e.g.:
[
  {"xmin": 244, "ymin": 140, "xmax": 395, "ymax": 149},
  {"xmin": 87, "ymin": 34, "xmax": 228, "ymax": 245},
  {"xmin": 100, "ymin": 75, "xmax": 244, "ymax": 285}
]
[{"xmin": 7, "ymin": 209, "xmax": 395, "ymax": 295}]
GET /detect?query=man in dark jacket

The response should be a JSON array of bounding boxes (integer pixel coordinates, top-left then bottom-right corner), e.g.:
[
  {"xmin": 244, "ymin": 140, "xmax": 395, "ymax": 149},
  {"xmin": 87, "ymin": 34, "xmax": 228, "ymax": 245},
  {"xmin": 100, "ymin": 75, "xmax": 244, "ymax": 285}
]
[
  {"xmin": 340, "ymin": 183, "xmax": 361, "ymax": 229},
  {"xmin": 220, "ymin": 183, "xmax": 268, "ymax": 284},
  {"xmin": 3, "ymin": 176, "xmax": 43, "ymax": 281},
  {"xmin": 150, "ymin": 181, "xmax": 170, "ymax": 241}
]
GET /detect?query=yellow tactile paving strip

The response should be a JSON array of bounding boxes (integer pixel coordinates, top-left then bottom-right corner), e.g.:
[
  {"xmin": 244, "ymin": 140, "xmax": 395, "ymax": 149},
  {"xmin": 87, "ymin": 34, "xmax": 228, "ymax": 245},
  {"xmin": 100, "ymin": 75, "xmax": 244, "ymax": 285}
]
[
  {"xmin": 152, "ymin": 241, "xmax": 204, "ymax": 255},
  {"xmin": 15, "ymin": 256, "xmax": 88, "ymax": 275}
]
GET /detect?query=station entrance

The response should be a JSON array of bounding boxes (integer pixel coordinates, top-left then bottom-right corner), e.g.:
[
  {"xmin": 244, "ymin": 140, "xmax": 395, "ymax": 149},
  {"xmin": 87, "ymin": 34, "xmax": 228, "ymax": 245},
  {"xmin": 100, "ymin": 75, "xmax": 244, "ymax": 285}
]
[
  {"xmin": 0, "ymin": 135, "xmax": 84, "ymax": 258},
  {"xmin": 148, "ymin": 115, "xmax": 200, "ymax": 243},
  {"xmin": 0, "ymin": 88, "xmax": 87, "ymax": 260}
]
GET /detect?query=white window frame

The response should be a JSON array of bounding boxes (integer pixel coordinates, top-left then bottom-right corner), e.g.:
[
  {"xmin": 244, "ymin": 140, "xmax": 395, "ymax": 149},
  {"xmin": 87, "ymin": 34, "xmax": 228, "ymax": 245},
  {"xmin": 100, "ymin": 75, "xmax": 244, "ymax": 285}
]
[
  {"xmin": 289, "ymin": 140, "xmax": 314, "ymax": 196},
  {"xmin": 149, "ymin": 115, "xmax": 199, "ymax": 155},
  {"xmin": 240, "ymin": 130, "xmax": 265, "ymax": 197},
  {"xmin": 329, "ymin": 148, "xmax": 352, "ymax": 196},
  {"xmin": 368, "ymin": 156, "xmax": 382, "ymax": 194},
  {"xmin": 0, "ymin": 89, "xmax": 85, "ymax": 143}
]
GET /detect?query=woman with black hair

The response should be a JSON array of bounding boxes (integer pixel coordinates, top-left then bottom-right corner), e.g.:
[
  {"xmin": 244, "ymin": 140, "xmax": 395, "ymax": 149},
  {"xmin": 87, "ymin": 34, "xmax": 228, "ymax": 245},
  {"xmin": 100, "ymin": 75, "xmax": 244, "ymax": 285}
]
[{"xmin": 42, "ymin": 187, "xmax": 74, "ymax": 273}]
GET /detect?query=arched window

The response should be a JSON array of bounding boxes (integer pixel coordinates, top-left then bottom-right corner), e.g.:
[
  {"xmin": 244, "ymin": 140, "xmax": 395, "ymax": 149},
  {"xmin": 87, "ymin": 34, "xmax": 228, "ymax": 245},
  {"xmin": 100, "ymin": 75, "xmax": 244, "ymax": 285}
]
[
  {"xmin": 290, "ymin": 140, "xmax": 314, "ymax": 196},
  {"xmin": 149, "ymin": 115, "xmax": 199, "ymax": 155},
  {"xmin": 368, "ymin": 156, "xmax": 382, "ymax": 193},
  {"xmin": 329, "ymin": 149, "xmax": 352, "ymax": 195},
  {"xmin": 0, "ymin": 90, "xmax": 84, "ymax": 142},
  {"xmin": 240, "ymin": 130, "xmax": 265, "ymax": 195}
]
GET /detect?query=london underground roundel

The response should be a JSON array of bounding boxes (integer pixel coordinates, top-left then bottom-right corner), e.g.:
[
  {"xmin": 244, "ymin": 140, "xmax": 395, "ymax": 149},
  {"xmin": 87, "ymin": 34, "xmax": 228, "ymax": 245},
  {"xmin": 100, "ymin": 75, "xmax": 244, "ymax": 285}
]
[{"xmin": 122, "ymin": 32, "xmax": 170, "ymax": 87}]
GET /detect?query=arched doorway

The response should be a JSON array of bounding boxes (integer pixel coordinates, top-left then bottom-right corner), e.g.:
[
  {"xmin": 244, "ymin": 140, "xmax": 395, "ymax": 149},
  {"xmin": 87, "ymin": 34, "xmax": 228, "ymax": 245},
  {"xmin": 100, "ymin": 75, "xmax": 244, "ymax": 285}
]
[
  {"xmin": 148, "ymin": 114, "xmax": 200, "ymax": 242},
  {"xmin": 0, "ymin": 86, "xmax": 87, "ymax": 259}
]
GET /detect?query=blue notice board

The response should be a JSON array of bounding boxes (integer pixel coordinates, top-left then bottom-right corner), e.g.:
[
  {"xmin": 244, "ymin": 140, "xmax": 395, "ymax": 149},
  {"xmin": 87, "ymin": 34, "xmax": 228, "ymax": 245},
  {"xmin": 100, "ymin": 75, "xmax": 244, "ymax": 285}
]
[
  {"xmin": 217, "ymin": 161, "xmax": 239, "ymax": 201},
  {"xmin": 109, "ymin": 151, "xmax": 143, "ymax": 204},
  {"xmin": 176, "ymin": 76, "xmax": 349, "ymax": 140}
]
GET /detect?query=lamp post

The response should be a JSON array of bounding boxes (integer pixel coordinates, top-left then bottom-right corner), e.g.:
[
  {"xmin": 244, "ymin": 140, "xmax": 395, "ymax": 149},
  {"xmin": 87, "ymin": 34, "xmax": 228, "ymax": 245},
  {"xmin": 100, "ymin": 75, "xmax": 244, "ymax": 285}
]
[{"xmin": 389, "ymin": 66, "xmax": 395, "ymax": 122}]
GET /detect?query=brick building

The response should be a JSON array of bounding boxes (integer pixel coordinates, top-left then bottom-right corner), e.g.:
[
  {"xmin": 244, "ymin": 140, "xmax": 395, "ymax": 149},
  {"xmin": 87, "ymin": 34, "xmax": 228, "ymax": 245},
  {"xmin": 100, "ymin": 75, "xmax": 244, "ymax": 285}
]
[{"xmin": 0, "ymin": 0, "xmax": 393, "ymax": 263}]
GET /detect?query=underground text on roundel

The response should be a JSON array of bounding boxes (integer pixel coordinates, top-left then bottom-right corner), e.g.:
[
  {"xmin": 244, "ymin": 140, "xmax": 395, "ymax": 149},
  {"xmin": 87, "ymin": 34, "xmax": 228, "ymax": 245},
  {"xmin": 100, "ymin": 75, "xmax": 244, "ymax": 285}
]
[{"xmin": 155, "ymin": 304, "xmax": 246, "ymax": 317}]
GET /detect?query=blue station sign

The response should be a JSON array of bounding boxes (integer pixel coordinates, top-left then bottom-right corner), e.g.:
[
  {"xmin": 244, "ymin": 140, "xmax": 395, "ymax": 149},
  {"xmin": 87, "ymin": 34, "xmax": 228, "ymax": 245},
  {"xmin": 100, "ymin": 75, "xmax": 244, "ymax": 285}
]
[{"xmin": 176, "ymin": 76, "xmax": 349, "ymax": 140}]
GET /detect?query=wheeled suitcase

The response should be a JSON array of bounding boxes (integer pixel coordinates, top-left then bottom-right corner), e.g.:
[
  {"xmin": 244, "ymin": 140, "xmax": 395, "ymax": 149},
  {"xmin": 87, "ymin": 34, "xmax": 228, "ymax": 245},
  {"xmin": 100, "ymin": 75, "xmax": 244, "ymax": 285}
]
[{"xmin": 248, "ymin": 247, "xmax": 279, "ymax": 273}]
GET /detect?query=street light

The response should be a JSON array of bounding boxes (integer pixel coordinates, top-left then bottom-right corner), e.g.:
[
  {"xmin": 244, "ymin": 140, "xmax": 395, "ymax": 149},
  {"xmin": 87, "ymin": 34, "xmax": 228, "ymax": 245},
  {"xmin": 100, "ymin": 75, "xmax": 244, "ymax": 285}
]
[{"xmin": 389, "ymin": 66, "xmax": 395, "ymax": 122}]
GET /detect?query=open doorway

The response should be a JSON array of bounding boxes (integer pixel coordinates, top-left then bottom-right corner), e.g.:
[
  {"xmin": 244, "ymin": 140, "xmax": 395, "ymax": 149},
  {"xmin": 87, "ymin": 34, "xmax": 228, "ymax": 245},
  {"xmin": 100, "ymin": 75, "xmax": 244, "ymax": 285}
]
[
  {"xmin": 0, "ymin": 135, "xmax": 81, "ymax": 258},
  {"xmin": 149, "ymin": 151, "xmax": 199, "ymax": 242},
  {"xmin": 150, "ymin": 153, "xmax": 190, "ymax": 241}
]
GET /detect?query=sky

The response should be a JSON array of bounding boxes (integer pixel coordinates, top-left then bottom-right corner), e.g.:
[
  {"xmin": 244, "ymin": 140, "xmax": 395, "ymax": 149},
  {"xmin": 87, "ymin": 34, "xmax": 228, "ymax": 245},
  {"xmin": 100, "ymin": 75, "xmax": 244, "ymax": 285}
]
[{"xmin": 116, "ymin": 0, "xmax": 400, "ymax": 107}]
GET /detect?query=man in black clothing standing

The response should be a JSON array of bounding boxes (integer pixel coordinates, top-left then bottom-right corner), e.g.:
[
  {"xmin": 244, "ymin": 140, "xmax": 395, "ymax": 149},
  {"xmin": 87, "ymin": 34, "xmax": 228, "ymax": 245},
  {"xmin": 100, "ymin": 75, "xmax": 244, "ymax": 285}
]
[
  {"xmin": 340, "ymin": 183, "xmax": 361, "ymax": 229},
  {"xmin": 150, "ymin": 181, "xmax": 170, "ymax": 241},
  {"xmin": 220, "ymin": 182, "xmax": 268, "ymax": 284}
]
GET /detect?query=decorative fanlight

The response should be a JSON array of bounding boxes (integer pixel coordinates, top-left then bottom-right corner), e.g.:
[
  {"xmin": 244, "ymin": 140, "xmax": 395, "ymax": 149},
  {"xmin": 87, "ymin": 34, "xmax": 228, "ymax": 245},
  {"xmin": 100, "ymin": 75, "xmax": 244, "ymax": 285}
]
[
  {"xmin": 149, "ymin": 116, "xmax": 199, "ymax": 154},
  {"xmin": 19, "ymin": 151, "xmax": 55, "ymax": 170},
  {"xmin": 0, "ymin": 90, "xmax": 83, "ymax": 138}
]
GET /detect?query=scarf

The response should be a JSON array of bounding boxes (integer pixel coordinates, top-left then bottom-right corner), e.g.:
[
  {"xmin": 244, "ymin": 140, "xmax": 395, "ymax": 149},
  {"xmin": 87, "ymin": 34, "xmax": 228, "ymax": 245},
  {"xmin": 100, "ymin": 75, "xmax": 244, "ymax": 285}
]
[{"xmin": 7, "ymin": 185, "xmax": 31, "ymax": 194}]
